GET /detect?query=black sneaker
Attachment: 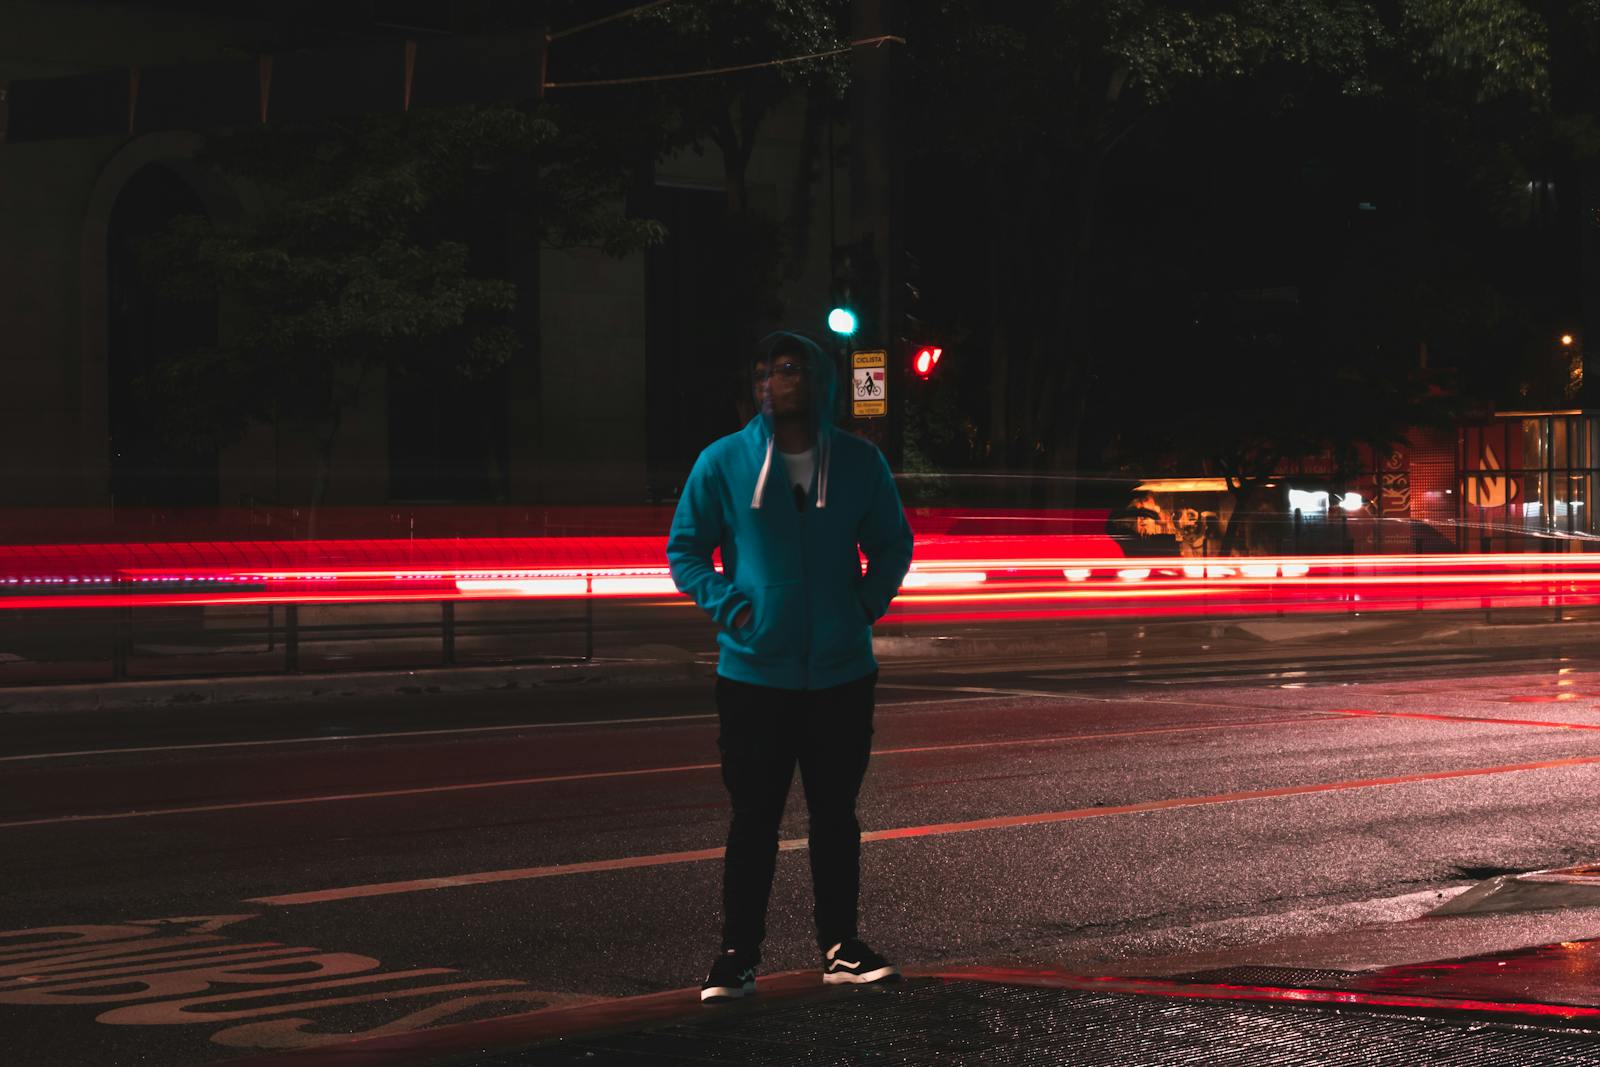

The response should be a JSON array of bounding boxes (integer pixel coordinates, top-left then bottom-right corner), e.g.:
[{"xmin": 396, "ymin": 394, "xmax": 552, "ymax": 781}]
[
  {"xmin": 822, "ymin": 939, "xmax": 899, "ymax": 985},
  {"xmin": 701, "ymin": 948, "xmax": 758, "ymax": 1003}
]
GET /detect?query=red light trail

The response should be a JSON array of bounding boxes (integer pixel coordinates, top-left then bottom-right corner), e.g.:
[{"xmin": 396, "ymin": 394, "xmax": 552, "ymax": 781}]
[
  {"xmin": 0, "ymin": 497, "xmax": 1596, "ymax": 625},
  {"xmin": 0, "ymin": 528, "xmax": 1597, "ymax": 622}
]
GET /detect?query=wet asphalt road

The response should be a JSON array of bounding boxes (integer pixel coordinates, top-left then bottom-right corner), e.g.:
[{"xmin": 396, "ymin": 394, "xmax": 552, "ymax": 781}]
[{"xmin": 8, "ymin": 649, "xmax": 1600, "ymax": 1064}]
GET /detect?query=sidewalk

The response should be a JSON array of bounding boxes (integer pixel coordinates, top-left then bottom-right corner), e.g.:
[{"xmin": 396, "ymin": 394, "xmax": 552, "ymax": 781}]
[{"xmin": 222, "ymin": 867, "xmax": 1600, "ymax": 1066}]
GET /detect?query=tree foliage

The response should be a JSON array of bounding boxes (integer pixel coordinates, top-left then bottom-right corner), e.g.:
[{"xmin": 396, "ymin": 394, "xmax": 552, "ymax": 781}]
[
  {"xmin": 626, "ymin": 0, "xmax": 848, "ymax": 207},
  {"xmin": 905, "ymin": 0, "xmax": 1561, "ymax": 504},
  {"xmin": 550, "ymin": 0, "xmax": 849, "ymax": 385},
  {"xmin": 142, "ymin": 100, "xmax": 665, "ymax": 502}
]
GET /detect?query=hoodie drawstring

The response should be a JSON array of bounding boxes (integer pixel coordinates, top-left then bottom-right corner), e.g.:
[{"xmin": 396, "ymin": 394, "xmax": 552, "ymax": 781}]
[
  {"xmin": 751, "ymin": 436, "xmax": 775, "ymax": 509},
  {"xmin": 817, "ymin": 434, "xmax": 830, "ymax": 509},
  {"xmin": 751, "ymin": 430, "xmax": 830, "ymax": 510}
]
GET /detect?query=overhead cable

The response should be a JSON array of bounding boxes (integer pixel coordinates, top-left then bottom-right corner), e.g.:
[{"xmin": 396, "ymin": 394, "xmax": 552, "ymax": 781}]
[
  {"xmin": 543, "ymin": 34, "xmax": 905, "ymax": 90},
  {"xmin": 548, "ymin": 0, "xmax": 680, "ymax": 42}
]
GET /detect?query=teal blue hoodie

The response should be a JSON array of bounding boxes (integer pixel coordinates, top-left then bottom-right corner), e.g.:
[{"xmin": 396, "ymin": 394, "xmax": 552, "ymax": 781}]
[{"xmin": 667, "ymin": 332, "xmax": 914, "ymax": 690}]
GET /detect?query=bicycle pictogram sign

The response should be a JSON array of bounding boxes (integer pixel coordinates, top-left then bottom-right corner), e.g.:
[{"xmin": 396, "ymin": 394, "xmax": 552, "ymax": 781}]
[{"xmin": 850, "ymin": 349, "xmax": 888, "ymax": 417}]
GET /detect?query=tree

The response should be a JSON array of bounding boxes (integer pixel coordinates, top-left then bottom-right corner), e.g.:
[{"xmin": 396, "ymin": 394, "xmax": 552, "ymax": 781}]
[
  {"xmin": 566, "ymin": 0, "xmax": 849, "ymax": 354},
  {"xmin": 627, "ymin": 0, "xmax": 849, "ymax": 215},
  {"xmin": 143, "ymin": 101, "xmax": 665, "ymax": 517},
  {"xmin": 904, "ymin": 0, "xmax": 1554, "ymax": 503}
]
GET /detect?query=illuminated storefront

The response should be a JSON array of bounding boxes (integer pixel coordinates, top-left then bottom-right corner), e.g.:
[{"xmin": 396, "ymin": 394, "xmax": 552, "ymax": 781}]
[
  {"xmin": 1460, "ymin": 410, "xmax": 1600, "ymax": 549},
  {"xmin": 1117, "ymin": 430, "xmax": 1459, "ymax": 557}
]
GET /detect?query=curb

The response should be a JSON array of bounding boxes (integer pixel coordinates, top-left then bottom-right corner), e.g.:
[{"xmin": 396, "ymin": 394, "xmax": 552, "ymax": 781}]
[
  {"xmin": 1462, "ymin": 620, "xmax": 1600, "ymax": 646},
  {"xmin": 216, "ymin": 962, "xmax": 1600, "ymax": 1067},
  {"xmin": 0, "ymin": 657, "xmax": 714, "ymax": 715},
  {"xmin": 871, "ymin": 632, "xmax": 1109, "ymax": 659}
]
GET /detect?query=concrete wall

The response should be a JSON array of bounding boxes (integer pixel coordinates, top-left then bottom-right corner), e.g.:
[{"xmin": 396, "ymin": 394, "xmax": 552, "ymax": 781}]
[
  {"xmin": 1, "ymin": 0, "xmax": 274, "ymax": 79},
  {"xmin": 216, "ymin": 368, "xmax": 391, "ymax": 509},
  {"xmin": 0, "ymin": 0, "xmax": 273, "ymax": 513},
  {"xmin": 522, "ymin": 98, "xmax": 847, "ymax": 505},
  {"xmin": 0, "ymin": 133, "xmax": 120, "ymax": 506},
  {"xmin": 532, "ymin": 247, "xmax": 649, "ymax": 503}
]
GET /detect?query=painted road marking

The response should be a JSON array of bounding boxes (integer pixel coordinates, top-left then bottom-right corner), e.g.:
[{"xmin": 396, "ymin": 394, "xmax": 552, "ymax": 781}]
[
  {"xmin": 881, "ymin": 683, "xmax": 1071, "ymax": 699},
  {"xmin": 0, "ymin": 713, "xmax": 720, "ymax": 764},
  {"xmin": 1036, "ymin": 692, "xmax": 1323, "ymax": 713},
  {"xmin": 1110, "ymin": 657, "xmax": 1486, "ymax": 686},
  {"xmin": 248, "ymin": 846, "xmax": 732, "ymax": 904},
  {"xmin": 0, "ymin": 716, "xmax": 1341, "ymax": 830},
  {"xmin": 1328, "ymin": 708, "xmax": 1600, "ymax": 731},
  {"xmin": 865, "ymin": 716, "xmax": 1347, "ymax": 758},
  {"xmin": 0, "ymin": 944, "xmax": 318, "ymax": 983},
  {"xmin": 0, "ymin": 694, "xmax": 987, "ymax": 765},
  {"xmin": 246, "ymin": 751, "xmax": 1600, "ymax": 906},
  {"xmin": 0, "ymin": 915, "xmax": 600, "ymax": 1053}
]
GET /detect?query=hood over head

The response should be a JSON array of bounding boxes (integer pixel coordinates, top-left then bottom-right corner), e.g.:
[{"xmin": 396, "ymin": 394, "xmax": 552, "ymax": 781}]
[
  {"xmin": 748, "ymin": 330, "xmax": 840, "ymax": 510},
  {"xmin": 752, "ymin": 330, "xmax": 838, "ymax": 433}
]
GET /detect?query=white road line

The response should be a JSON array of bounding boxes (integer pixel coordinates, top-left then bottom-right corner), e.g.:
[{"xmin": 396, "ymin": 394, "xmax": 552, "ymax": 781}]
[
  {"xmin": 886, "ymin": 683, "xmax": 1321, "ymax": 719},
  {"xmin": 0, "ymin": 763, "xmax": 725, "ymax": 829},
  {"xmin": 0, "ymin": 714, "xmax": 715, "ymax": 763},
  {"xmin": 0, "ymin": 695, "xmax": 989, "ymax": 764},
  {"xmin": 1056, "ymin": 693, "xmax": 1339, "ymax": 713},
  {"xmin": 0, "ymin": 716, "xmax": 1339, "ymax": 830},
  {"xmin": 882, "ymin": 683, "xmax": 1069, "ymax": 699}
]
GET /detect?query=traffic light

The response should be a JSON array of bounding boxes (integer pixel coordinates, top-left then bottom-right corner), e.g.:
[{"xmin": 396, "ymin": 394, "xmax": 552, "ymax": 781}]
[
  {"xmin": 829, "ymin": 240, "xmax": 872, "ymax": 339},
  {"xmin": 903, "ymin": 251, "xmax": 944, "ymax": 379},
  {"xmin": 912, "ymin": 345, "xmax": 942, "ymax": 380},
  {"xmin": 902, "ymin": 250, "xmax": 924, "ymax": 344}
]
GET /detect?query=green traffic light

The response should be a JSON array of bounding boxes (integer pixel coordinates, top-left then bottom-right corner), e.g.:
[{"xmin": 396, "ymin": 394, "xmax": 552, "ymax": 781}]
[{"xmin": 827, "ymin": 307, "xmax": 858, "ymax": 336}]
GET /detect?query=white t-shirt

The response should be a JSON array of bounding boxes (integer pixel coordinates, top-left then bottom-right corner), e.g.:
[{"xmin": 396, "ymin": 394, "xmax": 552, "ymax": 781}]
[{"xmin": 781, "ymin": 447, "xmax": 815, "ymax": 494}]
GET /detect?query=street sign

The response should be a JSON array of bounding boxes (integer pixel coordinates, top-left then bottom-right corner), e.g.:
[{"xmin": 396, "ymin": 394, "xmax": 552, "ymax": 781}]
[{"xmin": 851, "ymin": 349, "xmax": 887, "ymax": 417}]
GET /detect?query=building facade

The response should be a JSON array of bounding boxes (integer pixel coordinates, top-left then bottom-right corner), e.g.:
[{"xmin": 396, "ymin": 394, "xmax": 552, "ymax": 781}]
[{"xmin": 0, "ymin": 1, "xmax": 846, "ymax": 531}]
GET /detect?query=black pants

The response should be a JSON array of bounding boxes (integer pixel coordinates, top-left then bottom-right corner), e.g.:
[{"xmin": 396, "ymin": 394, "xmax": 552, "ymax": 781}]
[{"xmin": 715, "ymin": 671, "xmax": 877, "ymax": 956}]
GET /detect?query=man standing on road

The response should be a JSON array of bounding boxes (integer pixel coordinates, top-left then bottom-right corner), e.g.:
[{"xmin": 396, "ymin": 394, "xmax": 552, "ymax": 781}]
[{"xmin": 668, "ymin": 330, "xmax": 914, "ymax": 1003}]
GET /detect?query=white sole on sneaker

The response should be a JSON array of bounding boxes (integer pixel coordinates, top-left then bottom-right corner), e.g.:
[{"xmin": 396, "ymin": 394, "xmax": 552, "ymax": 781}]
[
  {"xmin": 823, "ymin": 964, "xmax": 899, "ymax": 984},
  {"xmin": 701, "ymin": 981, "xmax": 756, "ymax": 1002}
]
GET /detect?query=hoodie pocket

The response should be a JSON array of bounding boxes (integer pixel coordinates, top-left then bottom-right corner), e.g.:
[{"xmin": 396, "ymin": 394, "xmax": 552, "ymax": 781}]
[
  {"xmin": 739, "ymin": 581, "xmax": 803, "ymax": 660},
  {"xmin": 811, "ymin": 579, "xmax": 872, "ymax": 667}
]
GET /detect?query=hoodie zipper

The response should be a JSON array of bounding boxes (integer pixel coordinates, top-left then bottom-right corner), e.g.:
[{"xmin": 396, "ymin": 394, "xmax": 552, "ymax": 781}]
[
  {"xmin": 755, "ymin": 415, "xmax": 826, "ymax": 689},
  {"xmin": 799, "ymin": 463, "xmax": 811, "ymax": 689}
]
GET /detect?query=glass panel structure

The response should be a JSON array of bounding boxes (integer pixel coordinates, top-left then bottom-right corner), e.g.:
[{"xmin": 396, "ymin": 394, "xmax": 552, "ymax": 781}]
[{"xmin": 1459, "ymin": 413, "xmax": 1600, "ymax": 549}]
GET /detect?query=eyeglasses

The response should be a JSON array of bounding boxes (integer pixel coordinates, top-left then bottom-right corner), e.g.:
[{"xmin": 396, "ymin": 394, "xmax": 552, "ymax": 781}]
[{"xmin": 753, "ymin": 360, "xmax": 806, "ymax": 383}]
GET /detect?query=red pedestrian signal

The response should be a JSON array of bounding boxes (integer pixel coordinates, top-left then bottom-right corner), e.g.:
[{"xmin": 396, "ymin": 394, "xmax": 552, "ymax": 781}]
[{"xmin": 912, "ymin": 346, "xmax": 942, "ymax": 379}]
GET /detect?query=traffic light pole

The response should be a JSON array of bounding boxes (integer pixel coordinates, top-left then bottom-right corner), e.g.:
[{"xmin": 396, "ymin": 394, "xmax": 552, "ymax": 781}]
[{"xmin": 849, "ymin": 0, "xmax": 904, "ymax": 468}]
